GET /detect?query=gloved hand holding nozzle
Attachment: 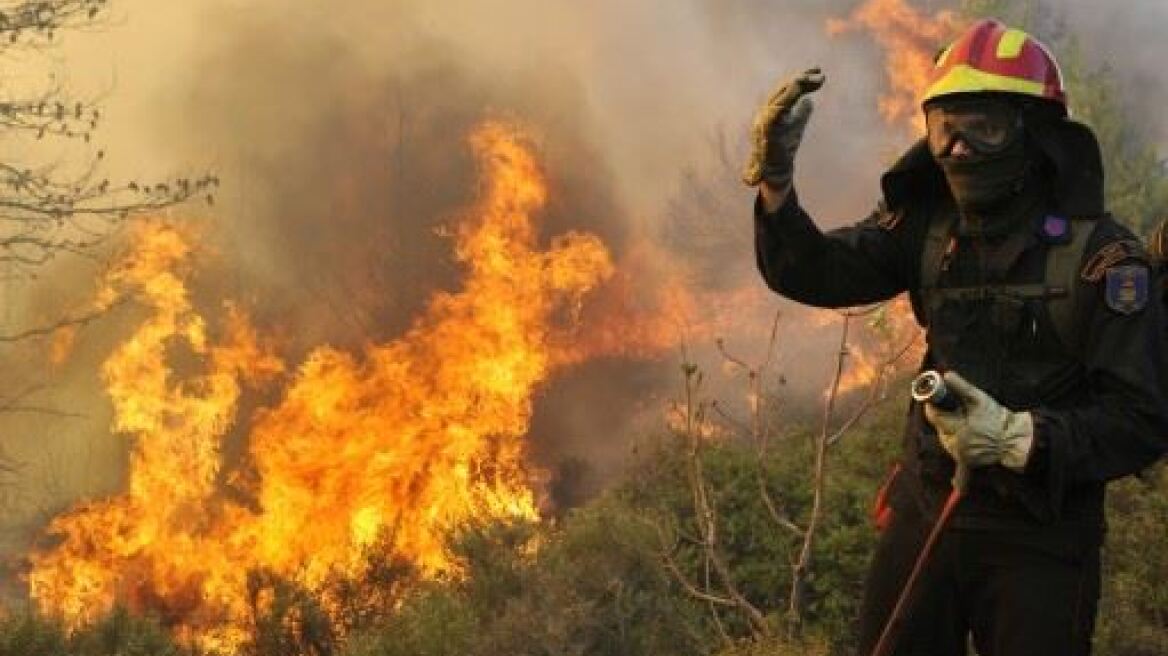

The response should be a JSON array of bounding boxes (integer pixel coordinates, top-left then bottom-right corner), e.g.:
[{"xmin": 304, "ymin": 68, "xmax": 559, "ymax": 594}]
[
  {"xmin": 743, "ymin": 68, "xmax": 825, "ymax": 210},
  {"xmin": 915, "ymin": 370, "xmax": 1035, "ymax": 491}
]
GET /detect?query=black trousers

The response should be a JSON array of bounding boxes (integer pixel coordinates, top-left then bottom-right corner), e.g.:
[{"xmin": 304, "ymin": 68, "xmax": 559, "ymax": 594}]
[{"xmin": 855, "ymin": 502, "xmax": 1101, "ymax": 656}]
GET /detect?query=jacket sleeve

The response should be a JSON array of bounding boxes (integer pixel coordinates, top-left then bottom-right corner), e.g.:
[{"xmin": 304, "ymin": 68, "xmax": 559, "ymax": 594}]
[
  {"xmin": 754, "ymin": 190, "xmax": 921, "ymax": 308},
  {"xmin": 1028, "ymin": 248, "xmax": 1168, "ymax": 493}
]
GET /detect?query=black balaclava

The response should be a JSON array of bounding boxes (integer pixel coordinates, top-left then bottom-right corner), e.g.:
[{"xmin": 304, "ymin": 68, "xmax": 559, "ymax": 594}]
[{"xmin": 936, "ymin": 135, "xmax": 1030, "ymax": 213}]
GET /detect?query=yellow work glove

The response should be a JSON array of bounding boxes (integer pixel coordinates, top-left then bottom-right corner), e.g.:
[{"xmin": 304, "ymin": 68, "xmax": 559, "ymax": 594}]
[
  {"xmin": 923, "ymin": 371, "xmax": 1034, "ymax": 472},
  {"xmin": 742, "ymin": 68, "xmax": 825, "ymax": 201}
]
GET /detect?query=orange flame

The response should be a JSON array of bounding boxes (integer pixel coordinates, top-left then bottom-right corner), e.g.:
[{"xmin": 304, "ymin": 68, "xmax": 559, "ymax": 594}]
[
  {"xmin": 827, "ymin": 0, "xmax": 961, "ymax": 133},
  {"xmin": 28, "ymin": 120, "xmax": 615, "ymax": 651}
]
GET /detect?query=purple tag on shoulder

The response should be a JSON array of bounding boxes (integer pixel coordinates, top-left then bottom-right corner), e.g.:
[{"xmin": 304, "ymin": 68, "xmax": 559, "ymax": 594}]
[{"xmin": 1042, "ymin": 215, "xmax": 1068, "ymax": 239}]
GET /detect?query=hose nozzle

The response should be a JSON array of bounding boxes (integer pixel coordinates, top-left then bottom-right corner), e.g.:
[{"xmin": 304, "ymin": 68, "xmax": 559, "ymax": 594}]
[
  {"xmin": 911, "ymin": 370, "xmax": 961, "ymax": 412},
  {"xmin": 911, "ymin": 370, "xmax": 968, "ymax": 492}
]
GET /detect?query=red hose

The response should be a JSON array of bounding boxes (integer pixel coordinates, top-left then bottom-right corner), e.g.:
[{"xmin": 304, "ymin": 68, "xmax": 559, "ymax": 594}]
[{"xmin": 868, "ymin": 467, "xmax": 966, "ymax": 656}]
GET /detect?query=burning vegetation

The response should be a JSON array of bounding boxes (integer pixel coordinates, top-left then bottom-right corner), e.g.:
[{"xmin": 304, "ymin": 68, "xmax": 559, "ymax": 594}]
[
  {"xmin": 18, "ymin": 3, "xmax": 949, "ymax": 646},
  {"xmin": 27, "ymin": 121, "xmax": 615, "ymax": 651}
]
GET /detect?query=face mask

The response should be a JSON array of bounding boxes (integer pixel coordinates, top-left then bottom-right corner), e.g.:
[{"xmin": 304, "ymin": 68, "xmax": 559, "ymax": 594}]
[{"xmin": 936, "ymin": 137, "xmax": 1029, "ymax": 213}]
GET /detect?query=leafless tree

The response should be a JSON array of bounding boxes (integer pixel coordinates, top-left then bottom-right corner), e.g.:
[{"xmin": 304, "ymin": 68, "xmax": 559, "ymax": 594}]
[
  {"xmin": 0, "ymin": 1, "xmax": 217, "ymax": 489},
  {"xmin": 0, "ymin": 0, "xmax": 217, "ymax": 316},
  {"xmin": 652, "ymin": 303, "xmax": 919, "ymax": 644}
]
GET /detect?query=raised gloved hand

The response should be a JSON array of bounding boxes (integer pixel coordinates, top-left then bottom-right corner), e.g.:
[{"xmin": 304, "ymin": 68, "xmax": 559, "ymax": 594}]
[
  {"xmin": 923, "ymin": 371, "xmax": 1034, "ymax": 472},
  {"xmin": 742, "ymin": 68, "xmax": 825, "ymax": 203}
]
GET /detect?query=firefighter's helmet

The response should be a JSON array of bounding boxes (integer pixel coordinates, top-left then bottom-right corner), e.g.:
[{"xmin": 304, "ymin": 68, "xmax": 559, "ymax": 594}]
[{"xmin": 923, "ymin": 19, "xmax": 1066, "ymax": 113}]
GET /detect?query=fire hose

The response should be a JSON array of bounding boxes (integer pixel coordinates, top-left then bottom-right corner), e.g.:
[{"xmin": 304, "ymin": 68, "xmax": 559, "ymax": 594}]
[{"xmin": 868, "ymin": 371, "xmax": 969, "ymax": 656}]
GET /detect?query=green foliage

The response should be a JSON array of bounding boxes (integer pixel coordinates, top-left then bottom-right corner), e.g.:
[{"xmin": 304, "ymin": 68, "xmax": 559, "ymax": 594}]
[
  {"xmin": 328, "ymin": 384, "xmax": 906, "ymax": 656},
  {"xmin": 325, "ymin": 543, "xmax": 419, "ymax": 637},
  {"xmin": 2, "ymin": 388, "xmax": 1162, "ymax": 656},
  {"xmin": 343, "ymin": 586, "xmax": 476, "ymax": 656},
  {"xmin": 622, "ymin": 391, "xmax": 905, "ymax": 652},
  {"xmin": 1096, "ymin": 465, "xmax": 1168, "ymax": 656},
  {"xmin": 339, "ymin": 505, "xmax": 713, "ymax": 656},
  {"xmin": 68, "ymin": 607, "xmax": 189, "ymax": 656},
  {"xmin": 0, "ymin": 607, "xmax": 187, "ymax": 656},
  {"xmin": 0, "ymin": 612, "xmax": 68, "ymax": 656}
]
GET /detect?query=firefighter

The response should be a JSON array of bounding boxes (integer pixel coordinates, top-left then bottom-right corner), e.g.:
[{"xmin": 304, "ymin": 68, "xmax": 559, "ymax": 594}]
[{"xmin": 745, "ymin": 18, "xmax": 1168, "ymax": 656}]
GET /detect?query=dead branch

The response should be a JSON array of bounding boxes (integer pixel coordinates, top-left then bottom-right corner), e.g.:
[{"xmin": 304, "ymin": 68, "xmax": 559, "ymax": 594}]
[
  {"xmin": 786, "ymin": 313, "xmax": 851, "ymax": 636},
  {"xmin": 715, "ymin": 311, "xmax": 804, "ymax": 540},
  {"xmin": 687, "ymin": 364, "xmax": 770, "ymax": 636},
  {"xmin": 827, "ymin": 311, "xmax": 921, "ymax": 446},
  {"xmin": 652, "ymin": 521, "xmax": 737, "ymax": 608},
  {"xmin": 654, "ymin": 360, "xmax": 772, "ymax": 638}
]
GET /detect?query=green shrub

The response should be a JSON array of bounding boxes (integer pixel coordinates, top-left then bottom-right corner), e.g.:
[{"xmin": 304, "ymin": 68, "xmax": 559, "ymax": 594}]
[
  {"xmin": 342, "ymin": 587, "xmax": 476, "ymax": 656},
  {"xmin": 0, "ymin": 607, "xmax": 188, "ymax": 656},
  {"xmin": 1096, "ymin": 465, "xmax": 1168, "ymax": 656}
]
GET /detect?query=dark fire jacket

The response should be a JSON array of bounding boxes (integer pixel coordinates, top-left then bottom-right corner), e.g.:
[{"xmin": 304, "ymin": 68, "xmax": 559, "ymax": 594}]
[{"xmin": 754, "ymin": 122, "xmax": 1168, "ymax": 531}]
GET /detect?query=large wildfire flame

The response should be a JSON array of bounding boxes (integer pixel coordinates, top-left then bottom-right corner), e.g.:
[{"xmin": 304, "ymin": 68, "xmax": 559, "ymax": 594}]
[{"xmin": 29, "ymin": 121, "xmax": 615, "ymax": 650}]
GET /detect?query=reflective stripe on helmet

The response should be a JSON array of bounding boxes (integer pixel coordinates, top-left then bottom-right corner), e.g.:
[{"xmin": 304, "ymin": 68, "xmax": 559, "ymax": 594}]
[
  {"xmin": 925, "ymin": 64, "xmax": 1046, "ymax": 102},
  {"xmin": 996, "ymin": 28, "xmax": 1028, "ymax": 59}
]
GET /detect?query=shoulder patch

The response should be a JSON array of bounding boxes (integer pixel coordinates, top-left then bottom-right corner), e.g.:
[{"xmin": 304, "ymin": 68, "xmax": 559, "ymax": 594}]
[
  {"xmin": 1082, "ymin": 239, "xmax": 1147, "ymax": 282},
  {"xmin": 1104, "ymin": 265, "xmax": 1150, "ymax": 314}
]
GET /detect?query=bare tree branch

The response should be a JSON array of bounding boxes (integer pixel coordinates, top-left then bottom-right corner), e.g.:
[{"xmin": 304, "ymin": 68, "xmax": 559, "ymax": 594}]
[
  {"xmin": 714, "ymin": 311, "xmax": 805, "ymax": 541},
  {"xmin": 786, "ymin": 313, "xmax": 851, "ymax": 637},
  {"xmin": 827, "ymin": 311, "xmax": 921, "ymax": 446},
  {"xmin": 680, "ymin": 362, "xmax": 771, "ymax": 637},
  {"xmin": 0, "ymin": 296, "xmax": 125, "ymax": 342},
  {"xmin": 0, "ymin": 0, "xmax": 218, "ymax": 318}
]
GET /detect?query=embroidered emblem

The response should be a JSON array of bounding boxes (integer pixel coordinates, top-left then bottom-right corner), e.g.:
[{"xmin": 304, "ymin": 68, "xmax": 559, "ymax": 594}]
[{"xmin": 1104, "ymin": 265, "xmax": 1149, "ymax": 314}]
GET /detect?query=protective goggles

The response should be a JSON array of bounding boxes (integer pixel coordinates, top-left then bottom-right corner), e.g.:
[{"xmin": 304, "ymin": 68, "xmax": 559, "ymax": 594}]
[{"xmin": 925, "ymin": 99, "xmax": 1023, "ymax": 157}]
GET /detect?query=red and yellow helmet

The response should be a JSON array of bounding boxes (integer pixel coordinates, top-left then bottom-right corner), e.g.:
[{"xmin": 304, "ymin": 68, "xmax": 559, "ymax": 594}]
[{"xmin": 923, "ymin": 19, "xmax": 1066, "ymax": 113}]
